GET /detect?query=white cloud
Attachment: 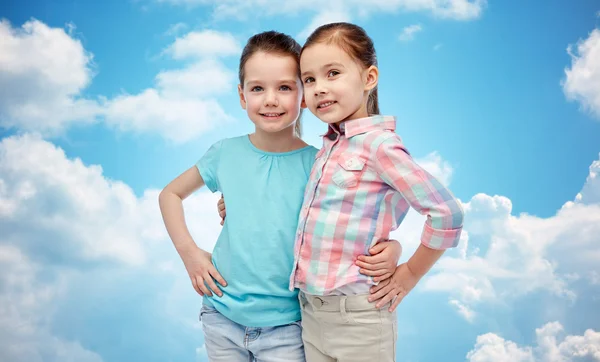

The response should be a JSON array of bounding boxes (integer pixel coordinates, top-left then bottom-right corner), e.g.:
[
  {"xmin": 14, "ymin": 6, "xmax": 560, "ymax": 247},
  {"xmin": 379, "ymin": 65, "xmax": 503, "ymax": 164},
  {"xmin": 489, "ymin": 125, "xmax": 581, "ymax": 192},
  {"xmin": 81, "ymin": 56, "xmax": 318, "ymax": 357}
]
[
  {"xmin": 467, "ymin": 333, "xmax": 534, "ymax": 362},
  {"xmin": 0, "ymin": 134, "xmax": 224, "ymax": 361},
  {"xmin": 165, "ymin": 29, "xmax": 241, "ymax": 59},
  {"xmin": 103, "ymin": 30, "xmax": 239, "ymax": 143},
  {"xmin": 449, "ymin": 298, "xmax": 476, "ymax": 322},
  {"xmin": 165, "ymin": 22, "xmax": 188, "ymax": 36},
  {"xmin": 0, "ymin": 134, "xmax": 223, "ymax": 266},
  {"xmin": 399, "ymin": 24, "xmax": 423, "ymax": 41},
  {"xmin": 0, "ymin": 20, "xmax": 239, "ymax": 143},
  {"xmin": 422, "ymin": 192, "xmax": 600, "ymax": 318},
  {"xmin": 390, "ymin": 153, "xmax": 600, "ymax": 322},
  {"xmin": 155, "ymin": 59, "xmax": 235, "ymax": 98},
  {"xmin": 574, "ymin": 154, "xmax": 600, "ymax": 204},
  {"xmin": 467, "ymin": 322, "xmax": 600, "ymax": 362},
  {"xmin": 0, "ymin": 133, "xmax": 146, "ymax": 265},
  {"xmin": 103, "ymin": 89, "xmax": 231, "ymax": 144},
  {"xmin": 155, "ymin": 0, "xmax": 486, "ymax": 22},
  {"xmin": 0, "ymin": 245, "xmax": 104, "ymax": 362},
  {"xmin": 415, "ymin": 151, "xmax": 454, "ymax": 186},
  {"xmin": 0, "ymin": 19, "xmax": 100, "ymax": 133},
  {"xmin": 563, "ymin": 29, "xmax": 600, "ymax": 119}
]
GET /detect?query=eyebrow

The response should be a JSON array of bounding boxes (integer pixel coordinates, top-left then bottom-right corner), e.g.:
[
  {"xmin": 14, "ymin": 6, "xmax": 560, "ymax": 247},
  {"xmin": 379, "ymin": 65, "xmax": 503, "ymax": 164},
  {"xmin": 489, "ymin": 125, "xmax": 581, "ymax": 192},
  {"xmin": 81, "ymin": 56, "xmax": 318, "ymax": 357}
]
[{"xmin": 301, "ymin": 62, "xmax": 345, "ymax": 77}]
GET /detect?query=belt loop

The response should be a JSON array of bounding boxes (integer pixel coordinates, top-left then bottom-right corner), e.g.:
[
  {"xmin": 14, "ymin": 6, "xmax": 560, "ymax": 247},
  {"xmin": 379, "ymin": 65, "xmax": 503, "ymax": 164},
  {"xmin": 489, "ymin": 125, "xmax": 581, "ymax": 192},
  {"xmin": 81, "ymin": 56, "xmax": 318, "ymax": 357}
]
[
  {"xmin": 299, "ymin": 292, "xmax": 307, "ymax": 309},
  {"xmin": 340, "ymin": 296, "xmax": 351, "ymax": 323}
]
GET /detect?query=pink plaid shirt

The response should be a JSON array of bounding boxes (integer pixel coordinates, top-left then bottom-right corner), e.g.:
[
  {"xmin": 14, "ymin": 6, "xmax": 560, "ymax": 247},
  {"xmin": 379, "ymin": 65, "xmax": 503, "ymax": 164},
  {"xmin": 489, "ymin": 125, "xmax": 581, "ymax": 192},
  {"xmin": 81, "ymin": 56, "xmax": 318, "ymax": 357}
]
[{"xmin": 289, "ymin": 115, "xmax": 464, "ymax": 295}]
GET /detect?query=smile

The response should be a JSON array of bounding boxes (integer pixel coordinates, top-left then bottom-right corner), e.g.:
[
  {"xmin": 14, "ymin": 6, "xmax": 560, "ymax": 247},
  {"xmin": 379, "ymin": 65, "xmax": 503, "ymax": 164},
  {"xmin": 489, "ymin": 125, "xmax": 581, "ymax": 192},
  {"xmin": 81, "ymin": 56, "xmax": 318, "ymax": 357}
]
[
  {"xmin": 260, "ymin": 112, "xmax": 286, "ymax": 117},
  {"xmin": 317, "ymin": 101, "xmax": 336, "ymax": 109}
]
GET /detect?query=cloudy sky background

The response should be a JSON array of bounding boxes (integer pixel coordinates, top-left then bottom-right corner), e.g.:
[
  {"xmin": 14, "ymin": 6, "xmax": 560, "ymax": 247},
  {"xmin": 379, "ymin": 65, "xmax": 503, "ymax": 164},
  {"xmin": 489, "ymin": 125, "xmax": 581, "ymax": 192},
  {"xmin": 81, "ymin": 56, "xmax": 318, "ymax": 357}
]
[{"xmin": 1, "ymin": 0, "xmax": 600, "ymax": 361}]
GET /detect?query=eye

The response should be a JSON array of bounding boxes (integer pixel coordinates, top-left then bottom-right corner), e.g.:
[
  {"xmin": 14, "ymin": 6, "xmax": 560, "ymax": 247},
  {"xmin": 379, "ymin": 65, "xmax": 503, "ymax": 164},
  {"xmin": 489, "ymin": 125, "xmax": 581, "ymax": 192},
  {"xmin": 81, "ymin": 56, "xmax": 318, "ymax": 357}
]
[
  {"xmin": 251, "ymin": 86, "xmax": 263, "ymax": 92},
  {"xmin": 280, "ymin": 85, "xmax": 292, "ymax": 91},
  {"xmin": 328, "ymin": 70, "xmax": 340, "ymax": 77},
  {"xmin": 304, "ymin": 77, "xmax": 314, "ymax": 84}
]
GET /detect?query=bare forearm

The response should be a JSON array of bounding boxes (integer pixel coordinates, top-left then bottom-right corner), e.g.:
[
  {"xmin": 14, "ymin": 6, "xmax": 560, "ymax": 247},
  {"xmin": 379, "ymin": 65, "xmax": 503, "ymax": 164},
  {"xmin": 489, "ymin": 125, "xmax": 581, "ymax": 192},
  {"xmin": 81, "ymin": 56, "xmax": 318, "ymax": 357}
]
[
  {"xmin": 159, "ymin": 190, "xmax": 201, "ymax": 257},
  {"xmin": 406, "ymin": 244, "xmax": 445, "ymax": 278}
]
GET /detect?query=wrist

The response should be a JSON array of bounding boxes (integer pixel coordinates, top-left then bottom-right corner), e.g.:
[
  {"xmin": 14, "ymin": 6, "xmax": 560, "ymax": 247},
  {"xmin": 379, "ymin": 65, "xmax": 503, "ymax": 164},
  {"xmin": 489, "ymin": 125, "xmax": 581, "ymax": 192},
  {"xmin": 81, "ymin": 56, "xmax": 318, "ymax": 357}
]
[
  {"xmin": 176, "ymin": 241, "xmax": 202, "ymax": 258},
  {"xmin": 405, "ymin": 259, "xmax": 425, "ymax": 279}
]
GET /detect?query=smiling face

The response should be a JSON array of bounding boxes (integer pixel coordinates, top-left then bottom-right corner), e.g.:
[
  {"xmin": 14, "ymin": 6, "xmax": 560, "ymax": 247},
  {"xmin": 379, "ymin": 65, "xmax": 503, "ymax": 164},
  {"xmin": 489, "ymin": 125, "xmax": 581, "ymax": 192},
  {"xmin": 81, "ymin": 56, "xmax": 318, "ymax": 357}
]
[
  {"xmin": 300, "ymin": 42, "xmax": 377, "ymax": 125},
  {"xmin": 239, "ymin": 51, "xmax": 304, "ymax": 134}
]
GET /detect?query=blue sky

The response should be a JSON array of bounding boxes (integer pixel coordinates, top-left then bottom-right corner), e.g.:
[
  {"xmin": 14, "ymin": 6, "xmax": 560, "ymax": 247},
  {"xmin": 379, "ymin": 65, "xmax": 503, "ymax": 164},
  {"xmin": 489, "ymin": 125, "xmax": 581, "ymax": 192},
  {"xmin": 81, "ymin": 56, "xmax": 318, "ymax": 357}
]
[{"xmin": 1, "ymin": 1, "xmax": 600, "ymax": 361}]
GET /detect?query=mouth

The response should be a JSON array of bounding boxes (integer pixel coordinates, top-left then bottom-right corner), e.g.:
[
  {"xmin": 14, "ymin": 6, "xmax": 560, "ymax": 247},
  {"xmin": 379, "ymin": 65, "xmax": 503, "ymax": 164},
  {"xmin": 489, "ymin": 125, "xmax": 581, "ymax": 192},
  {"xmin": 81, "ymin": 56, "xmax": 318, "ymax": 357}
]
[
  {"xmin": 317, "ymin": 101, "xmax": 336, "ymax": 110},
  {"xmin": 259, "ymin": 112, "xmax": 286, "ymax": 118}
]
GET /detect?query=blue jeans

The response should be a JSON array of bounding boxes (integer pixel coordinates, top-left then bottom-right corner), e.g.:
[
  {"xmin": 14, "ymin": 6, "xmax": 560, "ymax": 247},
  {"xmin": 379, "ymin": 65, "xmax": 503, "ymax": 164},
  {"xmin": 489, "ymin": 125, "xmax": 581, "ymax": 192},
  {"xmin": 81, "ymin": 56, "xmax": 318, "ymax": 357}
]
[{"xmin": 200, "ymin": 304, "xmax": 305, "ymax": 362}]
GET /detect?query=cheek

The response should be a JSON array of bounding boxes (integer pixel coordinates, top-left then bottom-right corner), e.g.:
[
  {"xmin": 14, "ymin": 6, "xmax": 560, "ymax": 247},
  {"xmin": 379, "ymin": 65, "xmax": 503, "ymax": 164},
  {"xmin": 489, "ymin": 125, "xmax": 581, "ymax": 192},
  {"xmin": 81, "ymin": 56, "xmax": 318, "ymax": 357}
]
[
  {"xmin": 245, "ymin": 95, "xmax": 261, "ymax": 110},
  {"xmin": 282, "ymin": 92, "xmax": 301, "ymax": 109},
  {"xmin": 304, "ymin": 93, "xmax": 317, "ymax": 108}
]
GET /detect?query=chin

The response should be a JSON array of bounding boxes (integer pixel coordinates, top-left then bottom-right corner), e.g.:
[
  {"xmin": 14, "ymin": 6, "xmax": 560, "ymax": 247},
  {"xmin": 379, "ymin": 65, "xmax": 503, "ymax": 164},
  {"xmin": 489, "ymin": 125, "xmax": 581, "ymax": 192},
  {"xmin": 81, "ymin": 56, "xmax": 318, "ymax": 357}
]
[
  {"xmin": 256, "ymin": 120, "xmax": 295, "ymax": 133},
  {"xmin": 313, "ymin": 111, "xmax": 343, "ymax": 125}
]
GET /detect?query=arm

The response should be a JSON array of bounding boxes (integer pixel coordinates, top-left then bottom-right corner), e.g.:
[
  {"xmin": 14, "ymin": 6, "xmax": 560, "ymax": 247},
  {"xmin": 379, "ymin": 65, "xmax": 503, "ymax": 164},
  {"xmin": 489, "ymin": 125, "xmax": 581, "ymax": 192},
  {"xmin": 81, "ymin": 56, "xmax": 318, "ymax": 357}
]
[
  {"xmin": 376, "ymin": 136, "xmax": 464, "ymax": 249},
  {"xmin": 368, "ymin": 135, "xmax": 465, "ymax": 311},
  {"xmin": 159, "ymin": 166, "xmax": 227, "ymax": 297}
]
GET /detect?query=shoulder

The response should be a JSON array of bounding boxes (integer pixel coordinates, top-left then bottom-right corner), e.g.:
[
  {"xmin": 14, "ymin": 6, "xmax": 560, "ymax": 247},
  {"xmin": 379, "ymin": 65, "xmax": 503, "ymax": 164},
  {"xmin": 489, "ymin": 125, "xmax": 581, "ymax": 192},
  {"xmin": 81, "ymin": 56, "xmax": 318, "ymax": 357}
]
[
  {"xmin": 305, "ymin": 145, "xmax": 319, "ymax": 158},
  {"xmin": 353, "ymin": 129, "xmax": 406, "ymax": 153},
  {"xmin": 218, "ymin": 135, "xmax": 248, "ymax": 147}
]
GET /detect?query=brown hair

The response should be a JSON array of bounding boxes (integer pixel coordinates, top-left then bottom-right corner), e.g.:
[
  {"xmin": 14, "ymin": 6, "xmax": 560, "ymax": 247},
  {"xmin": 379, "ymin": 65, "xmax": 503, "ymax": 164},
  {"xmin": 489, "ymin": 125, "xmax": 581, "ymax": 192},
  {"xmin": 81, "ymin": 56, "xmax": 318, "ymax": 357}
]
[
  {"xmin": 302, "ymin": 22, "xmax": 380, "ymax": 115},
  {"xmin": 239, "ymin": 31, "xmax": 303, "ymax": 137}
]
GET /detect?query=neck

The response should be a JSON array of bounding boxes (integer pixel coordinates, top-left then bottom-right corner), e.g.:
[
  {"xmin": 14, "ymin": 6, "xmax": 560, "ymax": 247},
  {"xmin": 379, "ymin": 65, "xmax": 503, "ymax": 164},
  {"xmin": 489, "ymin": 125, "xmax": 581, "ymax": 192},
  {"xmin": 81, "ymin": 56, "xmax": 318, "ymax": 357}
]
[
  {"xmin": 338, "ymin": 101, "xmax": 370, "ymax": 125},
  {"xmin": 250, "ymin": 126, "xmax": 303, "ymax": 153}
]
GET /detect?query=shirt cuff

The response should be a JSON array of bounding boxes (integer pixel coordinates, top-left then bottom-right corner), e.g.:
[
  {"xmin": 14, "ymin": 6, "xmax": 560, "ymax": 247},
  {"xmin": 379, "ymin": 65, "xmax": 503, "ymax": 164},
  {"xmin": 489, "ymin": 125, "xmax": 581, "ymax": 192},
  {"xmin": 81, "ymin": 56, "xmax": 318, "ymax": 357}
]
[{"xmin": 420, "ymin": 222, "xmax": 462, "ymax": 250}]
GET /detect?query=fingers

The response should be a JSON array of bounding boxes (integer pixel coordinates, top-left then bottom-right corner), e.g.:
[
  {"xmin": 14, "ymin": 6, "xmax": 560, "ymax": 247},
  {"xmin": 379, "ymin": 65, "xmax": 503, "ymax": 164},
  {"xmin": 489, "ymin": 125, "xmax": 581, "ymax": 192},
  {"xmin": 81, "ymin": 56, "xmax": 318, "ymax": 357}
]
[
  {"xmin": 191, "ymin": 276, "xmax": 204, "ymax": 296},
  {"xmin": 196, "ymin": 275, "xmax": 212, "ymax": 297},
  {"xmin": 359, "ymin": 267, "xmax": 389, "ymax": 277},
  {"xmin": 217, "ymin": 194, "xmax": 226, "ymax": 218},
  {"xmin": 389, "ymin": 294, "xmax": 404, "ymax": 312},
  {"xmin": 204, "ymin": 272, "xmax": 223, "ymax": 297},
  {"xmin": 373, "ymin": 272, "xmax": 393, "ymax": 283},
  {"xmin": 210, "ymin": 268, "xmax": 228, "ymax": 287},
  {"xmin": 368, "ymin": 242, "xmax": 388, "ymax": 255},
  {"xmin": 357, "ymin": 254, "xmax": 385, "ymax": 265},
  {"xmin": 375, "ymin": 287, "xmax": 401, "ymax": 309},
  {"xmin": 356, "ymin": 260, "xmax": 389, "ymax": 271},
  {"xmin": 368, "ymin": 284, "xmax": 393, "ymax": 304},
  {"xmin": 220, "ymin": 219, "xmax": 224, "ymax": 226},
  {"xmin": 369, "ymin": 279, "xmax": 388, "ymax": 294}
]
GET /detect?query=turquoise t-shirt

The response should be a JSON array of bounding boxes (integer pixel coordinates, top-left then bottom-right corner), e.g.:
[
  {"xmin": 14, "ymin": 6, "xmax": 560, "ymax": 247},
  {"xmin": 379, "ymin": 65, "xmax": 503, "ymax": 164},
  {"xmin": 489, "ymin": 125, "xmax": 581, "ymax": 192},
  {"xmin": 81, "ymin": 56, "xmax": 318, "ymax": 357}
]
[{"xmin": 196, "ymin": 135, "xmax": 318, "ymax": 327}]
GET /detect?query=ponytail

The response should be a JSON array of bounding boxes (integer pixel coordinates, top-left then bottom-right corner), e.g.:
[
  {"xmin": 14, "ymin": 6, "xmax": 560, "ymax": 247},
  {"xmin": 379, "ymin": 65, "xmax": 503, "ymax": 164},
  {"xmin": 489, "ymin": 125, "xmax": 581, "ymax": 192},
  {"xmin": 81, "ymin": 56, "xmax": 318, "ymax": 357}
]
[{"xmin": 367, "ymin": 86, "xmax": 380, "ymax": 115}]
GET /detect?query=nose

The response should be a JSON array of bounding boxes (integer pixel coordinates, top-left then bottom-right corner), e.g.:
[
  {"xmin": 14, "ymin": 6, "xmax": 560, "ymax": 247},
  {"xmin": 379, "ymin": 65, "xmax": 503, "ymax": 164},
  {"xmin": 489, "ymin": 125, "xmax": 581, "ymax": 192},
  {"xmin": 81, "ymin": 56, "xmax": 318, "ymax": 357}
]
[
  {"xmin": 313, "ymin": 80, "xmax": 327, "ymax": 96},
  {"xmin": 264, "ymin": 90, "xmax": 278, "ymax": 107}
]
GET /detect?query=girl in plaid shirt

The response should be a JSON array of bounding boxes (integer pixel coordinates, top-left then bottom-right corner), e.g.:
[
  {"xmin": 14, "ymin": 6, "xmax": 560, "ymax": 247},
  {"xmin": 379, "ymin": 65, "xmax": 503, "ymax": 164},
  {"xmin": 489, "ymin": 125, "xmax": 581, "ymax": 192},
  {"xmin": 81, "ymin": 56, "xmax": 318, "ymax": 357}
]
[{"xmin": 288, "ymin": 22, "xmax": 465, "ymax": 361}]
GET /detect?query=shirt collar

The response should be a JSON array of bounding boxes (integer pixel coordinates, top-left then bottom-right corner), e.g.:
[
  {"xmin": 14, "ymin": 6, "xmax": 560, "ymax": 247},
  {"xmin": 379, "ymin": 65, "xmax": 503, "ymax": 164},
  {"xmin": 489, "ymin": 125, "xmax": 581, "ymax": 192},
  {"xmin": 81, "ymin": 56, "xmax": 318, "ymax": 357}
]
[{"xmin": 322, "ymin": 115, "xmax": 396, "ymax": 139}]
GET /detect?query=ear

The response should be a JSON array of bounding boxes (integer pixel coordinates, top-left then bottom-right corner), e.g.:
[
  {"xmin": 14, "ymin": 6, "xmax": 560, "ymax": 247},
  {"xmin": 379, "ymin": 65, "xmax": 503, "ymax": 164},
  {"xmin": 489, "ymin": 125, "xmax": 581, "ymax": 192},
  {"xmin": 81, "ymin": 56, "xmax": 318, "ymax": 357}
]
[
  {"xmin": 364, "ymin": 65, "xmax": 379, "ymax": 92},
  {"xmin": 238, "ymin": 84, "xmax": 247, "ymax": 110},
  {"xmin": 300, "ymin": 96, "xmax": 307, "ymax": 109}
]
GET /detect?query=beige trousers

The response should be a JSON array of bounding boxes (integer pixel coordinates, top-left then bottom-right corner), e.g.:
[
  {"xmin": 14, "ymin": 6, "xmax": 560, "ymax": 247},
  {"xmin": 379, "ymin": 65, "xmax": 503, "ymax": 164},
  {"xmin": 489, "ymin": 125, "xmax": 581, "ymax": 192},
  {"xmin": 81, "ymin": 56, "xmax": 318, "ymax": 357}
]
[{"xmin": 299, "ymin": 291, "xmax": 397, "ymax": 362}]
